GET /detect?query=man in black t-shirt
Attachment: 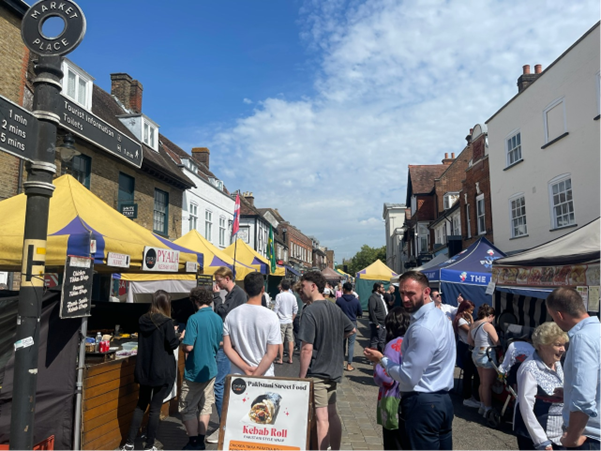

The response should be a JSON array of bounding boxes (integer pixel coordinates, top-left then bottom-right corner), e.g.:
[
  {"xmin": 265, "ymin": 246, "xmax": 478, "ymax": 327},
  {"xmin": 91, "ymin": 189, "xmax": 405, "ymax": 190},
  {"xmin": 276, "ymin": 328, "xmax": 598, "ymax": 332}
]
[{"xmin": 298, "ymin": 271, "xmax": 355, "ymax": 451}]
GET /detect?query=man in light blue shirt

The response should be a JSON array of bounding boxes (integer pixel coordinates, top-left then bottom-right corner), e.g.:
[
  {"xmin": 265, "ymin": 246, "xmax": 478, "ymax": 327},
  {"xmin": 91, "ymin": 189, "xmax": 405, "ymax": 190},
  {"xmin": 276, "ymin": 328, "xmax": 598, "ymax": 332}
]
[
  {"xmin": 546, "ymin": 287, "xmax": 600, "ymax": 450},
  {"xmin": 365, "ymin": 271, "xmax": 456, "ymax": 450}
]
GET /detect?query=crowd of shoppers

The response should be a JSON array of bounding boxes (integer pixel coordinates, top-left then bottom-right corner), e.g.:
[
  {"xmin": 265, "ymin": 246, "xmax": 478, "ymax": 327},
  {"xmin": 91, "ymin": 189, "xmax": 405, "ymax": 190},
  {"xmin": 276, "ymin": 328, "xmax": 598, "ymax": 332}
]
[{"xmin": 121, "ymin": 268, "xmax": 598, "ymax": 451}]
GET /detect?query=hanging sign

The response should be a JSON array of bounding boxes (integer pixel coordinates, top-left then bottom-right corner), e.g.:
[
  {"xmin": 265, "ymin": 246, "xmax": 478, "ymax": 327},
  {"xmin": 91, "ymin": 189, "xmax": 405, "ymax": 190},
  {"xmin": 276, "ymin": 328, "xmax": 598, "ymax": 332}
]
[
  {"xmin": 196, "ymin": 274, "xmax": 213, "ymax": 289},
  {"xmin": 0, "ymin": 95, "xmax": 38, "ymax": 161},
  {"xmin": 142, "ymin": 246, "xmax": 179, "ymax": 272},
  {"xmin": 107, "ymin": 252, "xmax": 130, "ymax": 269},
  {"xmin": 219, "ymin": 375, "xmax": 312, "ymax": 450},
  {"xmin": 60, "ymin": 255, "xmax": 93, "ymax": 319}
]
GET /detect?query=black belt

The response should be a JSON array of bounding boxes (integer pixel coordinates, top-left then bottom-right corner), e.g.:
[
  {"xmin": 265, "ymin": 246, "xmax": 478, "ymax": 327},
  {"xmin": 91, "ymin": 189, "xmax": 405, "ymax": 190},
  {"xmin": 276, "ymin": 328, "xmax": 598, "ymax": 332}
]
[{"xmin": 401, "ymin": 389, "xmax": 450, "ymax": 397}]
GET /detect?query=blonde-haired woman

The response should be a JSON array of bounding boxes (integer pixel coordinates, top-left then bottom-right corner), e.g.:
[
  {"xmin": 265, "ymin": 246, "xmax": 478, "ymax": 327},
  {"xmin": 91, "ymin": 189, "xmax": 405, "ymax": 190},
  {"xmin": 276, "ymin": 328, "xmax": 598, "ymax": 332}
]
[{"xmin": 514, "ymin": 322, "xmax": 568, "ymax": 450}]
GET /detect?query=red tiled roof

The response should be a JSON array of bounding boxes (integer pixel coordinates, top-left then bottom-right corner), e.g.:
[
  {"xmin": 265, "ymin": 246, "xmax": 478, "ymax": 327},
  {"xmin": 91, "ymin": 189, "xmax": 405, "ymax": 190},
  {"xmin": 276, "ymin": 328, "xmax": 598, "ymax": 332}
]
[{"xmin": 408, "ymin": 164, "xmax": 447, "ymax": 194}]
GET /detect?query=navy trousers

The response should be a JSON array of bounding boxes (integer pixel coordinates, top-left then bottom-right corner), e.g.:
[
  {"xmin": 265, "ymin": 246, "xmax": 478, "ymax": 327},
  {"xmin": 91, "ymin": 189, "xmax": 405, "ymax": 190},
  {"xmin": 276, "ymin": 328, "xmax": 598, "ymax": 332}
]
[{"xmin": 399, "ymin": 391, "xmax": 454, "ymax": 450}]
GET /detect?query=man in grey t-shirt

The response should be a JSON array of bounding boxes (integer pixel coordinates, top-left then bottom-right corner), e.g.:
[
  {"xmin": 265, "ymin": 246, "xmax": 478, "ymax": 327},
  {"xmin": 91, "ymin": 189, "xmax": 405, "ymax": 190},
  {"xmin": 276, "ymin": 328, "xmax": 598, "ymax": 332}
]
[{"xmin": 298, "ymin": 271, "xmax": 355, "ymax": 451}]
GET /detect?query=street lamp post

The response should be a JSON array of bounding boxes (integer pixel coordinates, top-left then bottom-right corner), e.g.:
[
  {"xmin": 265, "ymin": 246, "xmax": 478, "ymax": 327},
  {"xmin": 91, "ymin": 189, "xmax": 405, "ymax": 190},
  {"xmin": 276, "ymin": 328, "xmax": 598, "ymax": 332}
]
[{"xmin": 10, "ymin": 2, "xmax": 85, "ymax": 449}]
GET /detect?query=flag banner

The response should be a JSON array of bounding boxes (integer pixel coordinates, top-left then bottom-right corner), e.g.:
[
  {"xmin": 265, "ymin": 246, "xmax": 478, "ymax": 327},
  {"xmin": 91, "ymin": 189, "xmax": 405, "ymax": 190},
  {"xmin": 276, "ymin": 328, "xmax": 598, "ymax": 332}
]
[
  {"xmin": 232, "ymin": 193, "xmax": 240, "ymax": 236},
  {"xmin": 268, "ymin": 225, "xmax": 276, "ymax": 273}
]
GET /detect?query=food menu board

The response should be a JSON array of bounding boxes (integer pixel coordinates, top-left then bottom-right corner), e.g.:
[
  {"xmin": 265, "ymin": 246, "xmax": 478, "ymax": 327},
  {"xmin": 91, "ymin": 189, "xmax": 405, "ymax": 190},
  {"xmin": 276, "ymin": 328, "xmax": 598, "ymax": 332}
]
[
  {"xmin": 60, "ymin": 255, "xmax": 94, "ymax": 319},
  {"xmin": 220, "ymin": 375, "xmax": 312, "ymax": 451},
  {"xmin": 493, "ymin": 263, "xmax": 600, "ymax": 288}
]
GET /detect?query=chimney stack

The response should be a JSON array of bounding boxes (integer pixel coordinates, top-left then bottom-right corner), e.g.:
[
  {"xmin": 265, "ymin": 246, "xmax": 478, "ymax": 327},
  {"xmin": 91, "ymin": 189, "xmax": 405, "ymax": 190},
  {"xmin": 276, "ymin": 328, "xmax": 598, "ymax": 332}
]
[
  {"xmin": 517, "ymin": 64, "xmax": 542, "ymax": 93},
  {"xmin": 242, "ymin": 191, "xmax": 254, "ymax": 207},
  {"xmin": 442, "ymin": 153, "xmax": 455, "ymax": 165},
  {"xmin": 191, "ymin": 147, "xmax": 210, "ymax": 169},
  {"xmin": 111, "ymin": 73, "xmax": 143, "ymax": 113}
]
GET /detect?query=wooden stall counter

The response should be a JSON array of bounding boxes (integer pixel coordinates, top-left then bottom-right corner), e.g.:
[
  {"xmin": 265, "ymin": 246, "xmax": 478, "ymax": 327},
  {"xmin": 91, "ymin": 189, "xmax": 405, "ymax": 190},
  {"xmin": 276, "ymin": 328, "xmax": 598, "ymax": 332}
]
[{"xmin": 81, "ymin": 348, "xmax": 185, "ymax": 450}]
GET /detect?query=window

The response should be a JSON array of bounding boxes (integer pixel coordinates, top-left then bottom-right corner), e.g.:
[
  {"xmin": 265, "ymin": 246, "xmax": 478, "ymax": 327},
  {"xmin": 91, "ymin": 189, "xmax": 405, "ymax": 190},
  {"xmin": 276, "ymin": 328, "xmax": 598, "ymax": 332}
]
[
  {"xmin": 544, "ymin": 99, "xmax": 566, "ymax": 143},
  {"xmin": 549, "ymin": 175, "xmax": 575, "ymax": 229},
  {"xmin": 118, "ymin": 172, "xmax": 135, "ymax": 210},
  {"xmin": 143, "ymin": 122, "xmax": 156, "ymax": 148},
  {"xmin": 62, "ymin": 61, "xmax": 93, "ymax": 110},
  {"xmin": 420, "ymin": 235, "xmax": 428, "ymax": 253},
  {"xmin": 205, "ymin": 210, "xmax": 213, "ymax": 241},
  {"xmin": 510, "ymin": 195, "xmax": 528, "ymax": 238},
  {"xmin": 219, "ymin": 217, "xmax": 226, "ymax": 246},
  {"xmin": 153, "ymin": 189, "xmax": 168, "ymax": 234},
  {"xmin": 443, "ymin": 192, "xmax": 459, "ymax": 210},
  {"xmin": 453, "ymin": 215, "xmax": 461, "ymax": 236},
  {"xmin": 62, "ymin": 154, "xmax": 91, "ymax": 188},
  {"xmin": 506, "ymin": 132, "xmax": 522, "ymax": 166},
  {"xmin": 465, "ymin": 204, "xmax": 471, "ymax": 239},
  {"xmin": 476, "ymin": 194, "xmax": 486, "ymax": 235},
  {"xmin": 189, "ymin": 203, "xmax": 198, "ymax": 230}
]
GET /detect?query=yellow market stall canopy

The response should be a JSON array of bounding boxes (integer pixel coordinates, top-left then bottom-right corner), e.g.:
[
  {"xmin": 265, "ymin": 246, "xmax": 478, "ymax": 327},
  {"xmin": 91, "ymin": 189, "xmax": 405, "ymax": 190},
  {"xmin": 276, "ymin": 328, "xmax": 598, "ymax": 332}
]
[{"xmin": 0, "ymin": 175, "xmax": 202, "ymax": 273}]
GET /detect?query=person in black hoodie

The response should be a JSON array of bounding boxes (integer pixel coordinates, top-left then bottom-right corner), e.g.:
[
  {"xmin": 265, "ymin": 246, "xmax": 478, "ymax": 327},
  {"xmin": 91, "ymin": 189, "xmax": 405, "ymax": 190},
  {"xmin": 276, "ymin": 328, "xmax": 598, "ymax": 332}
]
[
  {"xmin": 122, "ymin": 290, "xmax": 181, "ymax": 451},
  {"xmin": 335, "ymin": 282, "xmax": 363, "ymax": 371}
]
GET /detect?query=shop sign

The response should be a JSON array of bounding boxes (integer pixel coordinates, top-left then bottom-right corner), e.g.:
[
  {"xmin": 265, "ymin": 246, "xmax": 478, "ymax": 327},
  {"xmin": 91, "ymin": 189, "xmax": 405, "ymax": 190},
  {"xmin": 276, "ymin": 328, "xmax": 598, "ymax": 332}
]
[
  {"xmin": 186, "ymin": 261, "xmax": 198, "ymax": 273},
  {"xmin": 120, "ymin": 203, "xmax": 138, "ymax": 219},
  {"xmin": 60, "ymin": 255, "xmax": 93, "ymax": 319},
  {"xmin": 143, "ymin": 246, "xmax": 179, "ymax": 272},
  {"xmin": 220, "ymin": 375, "xmax": 312, "ymax": 450},
  {"xmin": 0, "ymin": 95, "xmax": 38, "ymax": 161},
  {"xmin": 59, "ymin": 97, "xmax": 143, "ymax": 168},
  {"xmin": 107, "ymin": 252, "xmax": 130, "ymax": 269}
]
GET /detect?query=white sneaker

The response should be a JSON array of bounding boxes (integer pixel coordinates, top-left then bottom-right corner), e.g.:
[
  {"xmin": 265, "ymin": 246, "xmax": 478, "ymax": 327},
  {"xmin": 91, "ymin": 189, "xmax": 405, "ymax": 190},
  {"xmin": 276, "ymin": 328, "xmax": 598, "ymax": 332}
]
[
  {"xmin": 463, "ymin": 398, "xmax": 481, "ymax": 408},
  {"xmin": 206, "ymin": 429, "xmax": 220, "ymax": 444},
  {"xmin": 483, "ymin": 408, "xmax": 492, "ymax": 419},
  {"xmin": 478, "ymin": 405, "xmax": 485, "ymax": 416}
]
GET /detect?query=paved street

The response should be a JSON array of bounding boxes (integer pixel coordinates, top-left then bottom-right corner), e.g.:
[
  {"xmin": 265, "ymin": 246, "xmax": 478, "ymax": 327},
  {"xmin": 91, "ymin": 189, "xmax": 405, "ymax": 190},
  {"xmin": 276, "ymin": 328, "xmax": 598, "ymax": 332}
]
[{"xmin": 148, "ymin": 318, "xmax": 517, "ymax": 450}]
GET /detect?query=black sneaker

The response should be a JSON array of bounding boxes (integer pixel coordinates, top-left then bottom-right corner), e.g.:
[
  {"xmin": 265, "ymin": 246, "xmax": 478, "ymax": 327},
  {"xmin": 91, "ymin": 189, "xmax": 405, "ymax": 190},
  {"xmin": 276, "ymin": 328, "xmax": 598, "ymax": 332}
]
[{"xmin": 182, "ymin": 440, "xmax": 204, "ymax": 450}]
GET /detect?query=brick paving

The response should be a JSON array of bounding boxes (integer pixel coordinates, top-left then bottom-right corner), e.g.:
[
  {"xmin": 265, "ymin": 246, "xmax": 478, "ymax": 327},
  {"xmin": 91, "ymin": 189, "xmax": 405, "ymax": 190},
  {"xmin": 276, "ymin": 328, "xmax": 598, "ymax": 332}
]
[{"xmin": 141, "ymin": 319, "xmax": 518, "ymax": 450}]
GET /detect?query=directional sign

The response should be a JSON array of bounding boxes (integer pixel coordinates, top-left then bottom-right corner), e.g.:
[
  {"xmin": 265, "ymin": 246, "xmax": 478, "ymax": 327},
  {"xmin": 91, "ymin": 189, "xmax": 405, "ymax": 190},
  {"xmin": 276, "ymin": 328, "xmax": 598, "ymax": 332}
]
[
  {"xmin": 59, "ymin": 96, "xmax": 143, "ymax": 168},
  {"xmin": 0, "ymin": 95, "xmax": 38, "ymax": 161}
]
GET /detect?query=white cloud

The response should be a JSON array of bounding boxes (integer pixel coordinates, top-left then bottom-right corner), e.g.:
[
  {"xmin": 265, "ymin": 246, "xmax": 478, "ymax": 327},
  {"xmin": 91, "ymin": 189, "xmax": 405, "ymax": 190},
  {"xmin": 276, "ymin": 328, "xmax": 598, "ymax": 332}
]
[
  {"xmin": 243, "ymin": 98, "xmax": 253, "ymax": 104},
  {"xmin": 207, "ymin": 0, "xmax": 599, "ymax": 261}
]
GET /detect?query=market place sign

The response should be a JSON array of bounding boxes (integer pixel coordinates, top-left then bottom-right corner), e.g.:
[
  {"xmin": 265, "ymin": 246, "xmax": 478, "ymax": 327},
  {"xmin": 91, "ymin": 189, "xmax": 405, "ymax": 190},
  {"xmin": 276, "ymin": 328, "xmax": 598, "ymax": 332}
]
[{"xmin": 143, "ymin": 246, "xmax": 179, "ymax": 272}]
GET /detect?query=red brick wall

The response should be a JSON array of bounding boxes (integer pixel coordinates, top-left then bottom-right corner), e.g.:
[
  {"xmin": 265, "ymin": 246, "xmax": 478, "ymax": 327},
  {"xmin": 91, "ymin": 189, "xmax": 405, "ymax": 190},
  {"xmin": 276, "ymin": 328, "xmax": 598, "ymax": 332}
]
[
  {"xmin": 287, "ymin": 226, "xmax": 313, "ymax": 268},
  {"xmin": 433, "ymin": 146, "xmax": 472, "ymax": 214},
  {"xmin": 460, "ymin": 155, "xmax": 493, "ymax": 248},
  {"xmin": 415, "ymin": 195, "xmax": 436, "ymax": 221}
]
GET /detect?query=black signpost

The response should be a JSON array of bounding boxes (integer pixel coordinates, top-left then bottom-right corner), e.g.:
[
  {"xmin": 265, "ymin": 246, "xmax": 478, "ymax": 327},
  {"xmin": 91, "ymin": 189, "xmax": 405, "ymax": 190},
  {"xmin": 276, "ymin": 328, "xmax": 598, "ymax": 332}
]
[
  {"xmin": 10, "ymin": 2, "xmax": 86, "ymax": 449},
  {"xmin": 60, "ymin": 255, "xmax": 94, "ymax": 319}
]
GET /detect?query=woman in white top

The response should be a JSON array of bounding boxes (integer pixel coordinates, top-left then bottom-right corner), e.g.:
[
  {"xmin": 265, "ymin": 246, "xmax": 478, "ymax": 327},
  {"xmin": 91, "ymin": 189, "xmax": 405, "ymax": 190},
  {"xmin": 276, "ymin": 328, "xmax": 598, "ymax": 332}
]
[
  {"xmin": 452, "ymin": 300, "xmax": 480, "ymax": 408},
  {"xmin": 468, "ymin": 304, "xmax": 500, "ymax": 418},
  {"xmin": 514, "ymin": 322, "xmax": 567, "ymax": 450}
]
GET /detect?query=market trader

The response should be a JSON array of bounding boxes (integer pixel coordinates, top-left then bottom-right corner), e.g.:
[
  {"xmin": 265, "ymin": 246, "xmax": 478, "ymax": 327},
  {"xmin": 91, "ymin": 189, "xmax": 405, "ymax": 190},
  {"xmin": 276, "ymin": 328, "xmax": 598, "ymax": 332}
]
[{"xmin": 364, "ymin": 271, "xmax": 456, "ymax": 450}]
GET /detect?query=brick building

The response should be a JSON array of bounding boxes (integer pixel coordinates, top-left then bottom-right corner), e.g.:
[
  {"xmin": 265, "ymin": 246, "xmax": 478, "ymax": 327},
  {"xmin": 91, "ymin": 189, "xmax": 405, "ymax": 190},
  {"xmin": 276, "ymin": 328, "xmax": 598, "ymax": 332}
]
[
  {"xmin": 326, "ymin": 249, "xmax": 335, "ymax": 269},
  {"xmin": 286, "ymin": 223, "xmax": 313, "ymax": 272},
  {"xmin": 460, "ymin": 124, "xmax": 493, "ymax": 249},
  {"xmin": 0, "ymin": 0, "xmax": 29, "ymax": 201}
]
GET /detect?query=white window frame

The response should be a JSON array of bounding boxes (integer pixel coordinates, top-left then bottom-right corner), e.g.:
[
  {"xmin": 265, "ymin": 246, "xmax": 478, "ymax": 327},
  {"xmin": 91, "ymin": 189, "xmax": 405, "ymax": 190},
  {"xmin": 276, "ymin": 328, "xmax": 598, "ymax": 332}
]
[
  {"xmin": 189, "ymin": 203, "xmax": 198, "ymax": 231},
  {"xmin": 476, "ymin": 194, "xmax": 486, "ymax": 235},
  {"xmin": 219, "ymin": 217, "xmax": 226, "ymax": 247},
  {"xmin": 596, "ymin": 72, "xmax": 600, "ymax": 116},
  {"xmin": 543, "ymin": 98, "xmax": 567, "ymax": 144},
  {"xmin": 505, "ymin": 130, "xmax": 522, "ymax": 167},
  {"xmin": 143, "ymin": 120, "xmax": 157, "ymax": 150},
  {"xmin": 509, "ymin": 194, "xmax": 528, "ymax": 238},
  {"xmin": 465, "ymin": 204, "xmax": 471, "ymax": 239},
  {"xmin": 61, "ymin": 60, "xmax": 93, "ymax": 110},
  {"xmin": 205, "ymin": 210, "xmax": 213, "ymax": 241},
  {"xmin": 548, "ymin": 173, "xmax": 575, "ymax": 229},
  {"xmin": 443, "ymin": 192, "xmax": 459, "ymax": 210}
]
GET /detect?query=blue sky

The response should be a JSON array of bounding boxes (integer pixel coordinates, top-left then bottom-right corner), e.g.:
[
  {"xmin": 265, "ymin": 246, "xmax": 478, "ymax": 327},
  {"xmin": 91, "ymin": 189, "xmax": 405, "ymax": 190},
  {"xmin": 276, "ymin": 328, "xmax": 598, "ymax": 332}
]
[{"xmin": 63, "ymin": 0, "xmax": 599, "ymax": 263}]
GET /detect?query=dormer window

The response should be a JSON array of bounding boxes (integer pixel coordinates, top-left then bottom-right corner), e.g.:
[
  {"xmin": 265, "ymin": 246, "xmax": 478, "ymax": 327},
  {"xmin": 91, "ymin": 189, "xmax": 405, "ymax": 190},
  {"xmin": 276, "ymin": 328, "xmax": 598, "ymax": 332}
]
[
  {"xmin": 61, "ymin": 59, "xmax": 94, "ymax": 110},
  {"xmin": 143, "ymin": 120, "xmax": 157, "ymax": 150},
  {"xmin": 443, "ymin": 192, "xmax": 459, "ymax": 210}
]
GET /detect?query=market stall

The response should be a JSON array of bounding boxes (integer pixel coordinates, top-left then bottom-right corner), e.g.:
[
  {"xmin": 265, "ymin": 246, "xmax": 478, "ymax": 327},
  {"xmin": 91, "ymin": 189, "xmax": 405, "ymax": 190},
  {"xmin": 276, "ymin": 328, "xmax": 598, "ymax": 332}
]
[
  {"xmin": 355, "ymin": 259, "xmax": 398, "ymax": 310},
  {"xmin": 421, "ymin": 237, "xmax": 505, "ymax": 309},
  {"xmin": 492, "ymin": 217, "xmax": 600, "ymax": 327},
  {"xmin": 0, "ymin": 175, "xmax": 203, "ymax": 450},
  {"xmin": 322, "ymin": 266, "xmax": 343, "ymax": 284}
]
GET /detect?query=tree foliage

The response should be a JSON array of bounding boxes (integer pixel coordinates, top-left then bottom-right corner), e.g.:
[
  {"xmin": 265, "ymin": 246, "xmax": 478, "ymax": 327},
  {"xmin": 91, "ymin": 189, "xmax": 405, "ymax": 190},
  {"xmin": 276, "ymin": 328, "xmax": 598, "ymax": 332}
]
[{"xmin": 338, "ymin": 244, "xmax": 386, "ymax": 276}]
